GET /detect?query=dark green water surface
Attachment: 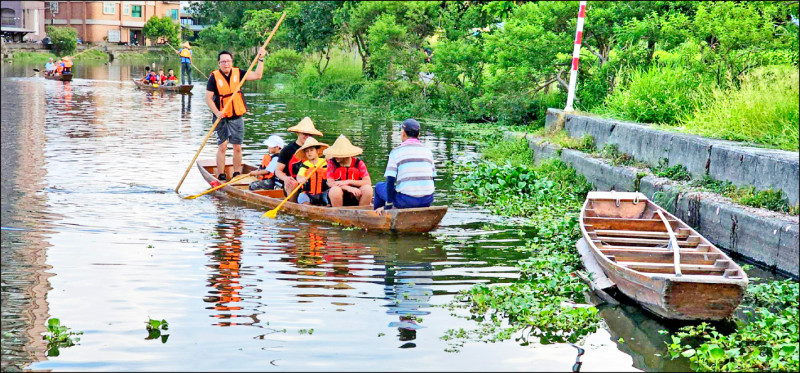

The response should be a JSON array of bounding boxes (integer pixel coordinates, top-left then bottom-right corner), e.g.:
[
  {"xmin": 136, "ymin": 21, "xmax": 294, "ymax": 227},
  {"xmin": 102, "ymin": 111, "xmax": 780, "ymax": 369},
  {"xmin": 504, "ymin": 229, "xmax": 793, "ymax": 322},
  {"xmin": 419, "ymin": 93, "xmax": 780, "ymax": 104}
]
[{"xmin": 0, "ymin": 60, "xmax": 707, "ymax": 371}]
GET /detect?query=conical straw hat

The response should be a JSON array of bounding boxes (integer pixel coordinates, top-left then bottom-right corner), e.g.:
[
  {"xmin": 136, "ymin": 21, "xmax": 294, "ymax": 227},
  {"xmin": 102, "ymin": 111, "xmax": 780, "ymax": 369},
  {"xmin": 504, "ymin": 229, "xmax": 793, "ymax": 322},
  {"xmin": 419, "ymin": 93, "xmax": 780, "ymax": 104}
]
[
  {"xmin": 287, "ymin": 117, "xmax": 323, "ymax": 137},
  {"xmin": 182, "ymin": 41, "xmax": 191, "ymax": 48},
  {"xmin": 323, "ymin": 134, "xmax": 363, "ymax": 158},
  {"xmin": 294, "ymin": 137, "xmax": 330, "ymax": 161}
]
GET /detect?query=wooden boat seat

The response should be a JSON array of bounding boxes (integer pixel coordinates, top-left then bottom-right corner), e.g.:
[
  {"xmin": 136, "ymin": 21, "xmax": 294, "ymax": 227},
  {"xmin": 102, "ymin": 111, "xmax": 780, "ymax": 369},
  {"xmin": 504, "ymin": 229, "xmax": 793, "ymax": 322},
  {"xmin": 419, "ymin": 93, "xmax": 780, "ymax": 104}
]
[
  {"xmin": 591, "ymin": 235, "xmax": 700, "ymax": 248},
  {"xmin": 593, "ymin": 229, "xmax": 690, "ymax": 239},
  {"xmin": 600, "ymin": 249, "xmax": 721, "ymax": 265},
  {"xmin": 252, "ymin": 189, "xmax": 285, "ymax": 198},
  {"xmin": 618, "ymin": 261, "xmax": 726, "ymax": 275},
  {"xmin": 583, "ymin": 217, "xmax": 679, "ymax": 231}
]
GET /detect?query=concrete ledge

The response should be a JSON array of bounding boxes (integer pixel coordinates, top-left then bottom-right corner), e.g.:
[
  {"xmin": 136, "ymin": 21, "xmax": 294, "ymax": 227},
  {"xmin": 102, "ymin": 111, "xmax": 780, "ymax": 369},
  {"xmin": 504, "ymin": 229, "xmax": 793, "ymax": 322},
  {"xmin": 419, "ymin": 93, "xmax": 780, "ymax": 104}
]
[
  {"xmin": 546, "ymin": 109, "xmax": 800, "ymax": 206},
  {"xmin": 545, "ymin": 108, "xmax": 566, "ymax": 133},
  {"xmin": 517, "ymin": 131, "xmax": 799, "ymax": 278}
]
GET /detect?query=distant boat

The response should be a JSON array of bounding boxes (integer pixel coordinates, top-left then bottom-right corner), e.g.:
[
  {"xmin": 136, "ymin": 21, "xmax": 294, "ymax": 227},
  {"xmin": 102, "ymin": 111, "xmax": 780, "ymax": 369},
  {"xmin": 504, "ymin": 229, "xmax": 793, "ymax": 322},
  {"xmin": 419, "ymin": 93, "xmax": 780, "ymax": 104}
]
[
  {"xmin": 133, "ymin": 79, "xmax": 193, "ymax": 94},
  {"xmin": 580, "ymin": 191, "xmax": 748, "ymax": 320},
  {"xmin": 194, "ymin": 159, "xmax": 448, "ymax": 233},
  {"xmin": 45, "ymin": 73, "xmax": 72, "ymax": 81}
]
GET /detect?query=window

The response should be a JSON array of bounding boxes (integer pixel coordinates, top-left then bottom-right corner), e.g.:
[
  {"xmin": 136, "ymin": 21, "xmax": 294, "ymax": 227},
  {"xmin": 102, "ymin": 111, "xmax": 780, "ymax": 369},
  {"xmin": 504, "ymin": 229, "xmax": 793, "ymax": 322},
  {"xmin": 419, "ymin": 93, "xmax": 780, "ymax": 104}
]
[
  {"xmin": 131, "ymin": 5, "xmax": 142, "ymax": 18},
  {"xmin": 49, "ymin": 2, "xmax": 59, "ymax": 14},
  {"xmin": 170, "ymin": 9, "xmax": 178, "ymax": 21},
  {"xmin": 123, "ymin": 3, "xmax": 129, "ymax": 16},
  {"xmin": 1, "ymin": 8, "xmax": 15, "ymax": 26},
  {"xmin": 103, "ymin": 2, "xmax": 115, "ymax": 15}
]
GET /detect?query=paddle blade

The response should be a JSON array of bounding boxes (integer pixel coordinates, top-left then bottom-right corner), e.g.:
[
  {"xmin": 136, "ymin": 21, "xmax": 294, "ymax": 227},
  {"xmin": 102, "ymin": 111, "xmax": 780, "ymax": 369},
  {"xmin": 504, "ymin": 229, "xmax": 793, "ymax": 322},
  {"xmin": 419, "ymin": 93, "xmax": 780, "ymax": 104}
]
[{"xmin": 263, "ymin": 209, "xmax": 278, "ymax": 219}]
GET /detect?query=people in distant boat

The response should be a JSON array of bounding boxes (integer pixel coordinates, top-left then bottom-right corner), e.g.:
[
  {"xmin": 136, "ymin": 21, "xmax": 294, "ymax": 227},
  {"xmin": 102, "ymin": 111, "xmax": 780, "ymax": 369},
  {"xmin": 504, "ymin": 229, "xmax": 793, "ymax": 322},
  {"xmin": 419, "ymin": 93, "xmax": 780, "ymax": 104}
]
[
  {"xmin": 374, "ymin": 119, "xmax": 436, "ymax": 215},
  {"xmin": 62, "ymin": 57, "xmax": 73, "ymax": 74},
  {"xmin": 157, "ymin": 69, "xmax": 167, "ymax": 84},
  {"xmin": 275, "ymin": 117, "xmax": 324, "ymax": 201},
  {"xmin": 141, "ymin": 66, "xmax": 151, "ymax": 83},
  {"xmin": 178, "ymin": 41, "xmax": 193, "ymax": 85},
  {"xmin": 324, "ymin": 134, "xmax": 373, "ymax": 207},
  {"xmin": 54, "ymin": 58, "xmax": 65, "ymax": 75},
  {"xmin": 294, "ymin": 138, "xmax": 330, "ymax": 206},
  {"xmin": 249, "ymin": 135, "xmax": 286, "ymax": 191},
  {"xmin": 164, "ymin": 69, "xmax": 178, "ymax": 86},
  {"xmin": 44, "ymin": 58, "xmax": 55, "ymax": 76},
  {"xmin": 206, "ymin": 48, "xmax": 267, "ymax": 182}
]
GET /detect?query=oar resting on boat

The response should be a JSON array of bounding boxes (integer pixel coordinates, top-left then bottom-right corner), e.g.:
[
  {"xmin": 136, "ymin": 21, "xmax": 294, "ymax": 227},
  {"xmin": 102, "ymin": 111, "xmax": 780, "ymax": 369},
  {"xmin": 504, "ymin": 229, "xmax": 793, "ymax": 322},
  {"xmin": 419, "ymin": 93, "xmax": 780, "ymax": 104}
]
[
  {"xmin": 579, "ymin": 191, "xmax": 747, "ymax": 321},
  {"xmin": 193, "ymin": 159, "xmax": 447, "ymax": 233}
]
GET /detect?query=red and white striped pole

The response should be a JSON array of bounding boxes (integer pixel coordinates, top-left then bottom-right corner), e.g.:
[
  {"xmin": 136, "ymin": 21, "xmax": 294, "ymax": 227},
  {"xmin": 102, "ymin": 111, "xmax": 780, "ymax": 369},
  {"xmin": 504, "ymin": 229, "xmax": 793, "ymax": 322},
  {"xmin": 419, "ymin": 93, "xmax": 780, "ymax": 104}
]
[{"xmin": 564, "ymin": 1, "xmax": 587, "ymax": 112}]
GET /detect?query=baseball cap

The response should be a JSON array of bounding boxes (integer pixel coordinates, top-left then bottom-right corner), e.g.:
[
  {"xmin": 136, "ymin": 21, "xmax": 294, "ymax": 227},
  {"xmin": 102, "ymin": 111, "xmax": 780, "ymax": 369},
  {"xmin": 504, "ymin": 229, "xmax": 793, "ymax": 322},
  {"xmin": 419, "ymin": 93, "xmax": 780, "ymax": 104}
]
[
  {"xmin": 264, "ymin": 135, "xmax": 285, "ymax": 148},
  {"xmin": 400, "ymin": 118, "xmax": 420, "ymax": 136}
]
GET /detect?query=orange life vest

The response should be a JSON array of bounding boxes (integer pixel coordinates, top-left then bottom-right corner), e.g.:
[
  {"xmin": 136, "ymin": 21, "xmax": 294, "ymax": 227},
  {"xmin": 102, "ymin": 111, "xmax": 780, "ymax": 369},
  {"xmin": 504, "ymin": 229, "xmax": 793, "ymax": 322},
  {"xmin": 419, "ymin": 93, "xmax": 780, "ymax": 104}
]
[
  {"xmin": 55, "ymin": 64, "xmax": 64, "ymax": 74},
  {"xmin": 300, "ymin": 159, "xmax": 328, "ymax": 195},
  {"xmin": 63, "ymin": 60, "xmax": 73, "ymax": 68},
  {"xmin": 259, "ymin": 154, "xmax": 274, "ymax": 180},
  {"xmin": 211, "ymin": 69, "xmax": 247, "ymax": 118},
  {"xmin": 288, "ymin": 155, "xmax": 302, "ymax": 178},
  {"xmin": 331, "ymin": 158, "xmax": 364, "ymax": 181}
]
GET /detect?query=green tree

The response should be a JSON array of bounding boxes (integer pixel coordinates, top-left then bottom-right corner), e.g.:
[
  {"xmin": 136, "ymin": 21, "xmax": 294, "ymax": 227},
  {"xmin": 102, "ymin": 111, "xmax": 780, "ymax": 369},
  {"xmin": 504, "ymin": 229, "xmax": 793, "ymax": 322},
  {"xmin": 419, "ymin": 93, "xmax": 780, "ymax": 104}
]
[
  {"xmin": 143, "ymin": 16, "xmax": 179, "ymax": 46},
  {"xmin": 46, "ymin": 26, "xmax": 77, "ymax": 57}
]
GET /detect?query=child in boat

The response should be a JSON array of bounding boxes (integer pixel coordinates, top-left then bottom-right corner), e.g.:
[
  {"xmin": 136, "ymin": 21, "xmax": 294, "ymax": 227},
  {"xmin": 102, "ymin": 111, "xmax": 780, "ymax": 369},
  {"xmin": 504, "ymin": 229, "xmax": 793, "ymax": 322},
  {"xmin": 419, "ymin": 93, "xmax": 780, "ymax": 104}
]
[
  {"xmin": 164, "ymin": 69, "xmax": 178, "ymax": 86},
  {"xmin": 157, "ymin": 69, "xmax": 167, "ymax": 84},
  {"xmin": 294, "ymin": 138, "xmax": 330, "ymax": 206},
  {"xmin": 249, "ymin": 135, "xmax": 285, "ymax": 191},
  {"xmin": 324, "ymin": 134, "xmax": 373, "ymax": 207}
]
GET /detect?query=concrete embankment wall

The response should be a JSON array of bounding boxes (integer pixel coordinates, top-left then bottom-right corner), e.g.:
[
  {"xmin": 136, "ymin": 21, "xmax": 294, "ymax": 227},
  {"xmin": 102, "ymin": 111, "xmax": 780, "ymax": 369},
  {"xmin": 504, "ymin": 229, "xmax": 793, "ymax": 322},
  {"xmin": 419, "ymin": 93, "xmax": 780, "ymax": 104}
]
[
  {"xmin": 505, "ymin": 125, "xmax": 800, "ymax": 278},
  {"xmin": 545, "ymin": 109, "xmax": 800, "ymax": 207}
]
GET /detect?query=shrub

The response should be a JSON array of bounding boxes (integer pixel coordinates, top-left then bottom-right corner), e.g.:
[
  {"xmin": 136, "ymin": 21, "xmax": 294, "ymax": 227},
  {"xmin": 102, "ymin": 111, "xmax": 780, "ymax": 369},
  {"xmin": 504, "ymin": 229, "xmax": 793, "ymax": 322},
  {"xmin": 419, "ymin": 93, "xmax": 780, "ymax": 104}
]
[
  {"xmin": 602, "ymin": 65, "xmax": 710, "ymax": 125},
  {"xmin": 679, "ymin": 65, "xmax": 799, "ymax": 151},
  {"xmin": 46, "ymin": 26, "xmax": 77, "ymax": 57},
  {"xmin": 263, "ymin": 48, "xmax": 304, "ymax": 76}
]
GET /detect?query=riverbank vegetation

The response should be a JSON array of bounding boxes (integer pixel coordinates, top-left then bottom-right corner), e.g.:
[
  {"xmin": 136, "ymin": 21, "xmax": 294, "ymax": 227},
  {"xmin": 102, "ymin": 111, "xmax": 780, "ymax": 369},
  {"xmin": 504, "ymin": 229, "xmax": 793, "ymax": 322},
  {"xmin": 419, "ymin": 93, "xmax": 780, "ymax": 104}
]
[{"xmin": 190, "ymin": 1, "xmax": 799, "ymax": 150}]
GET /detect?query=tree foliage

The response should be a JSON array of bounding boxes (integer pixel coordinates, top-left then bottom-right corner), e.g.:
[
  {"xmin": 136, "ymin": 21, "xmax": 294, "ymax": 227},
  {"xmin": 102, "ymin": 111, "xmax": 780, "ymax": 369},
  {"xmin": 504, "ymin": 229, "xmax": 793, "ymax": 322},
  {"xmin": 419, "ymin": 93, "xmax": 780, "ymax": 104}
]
[
  {"xmin": 46, "ymin": 26, "xmax": 77, "ymax": 57},
  {"xmin": 143, "ymin": 16, "xmax": 179, "ymax": 46}
]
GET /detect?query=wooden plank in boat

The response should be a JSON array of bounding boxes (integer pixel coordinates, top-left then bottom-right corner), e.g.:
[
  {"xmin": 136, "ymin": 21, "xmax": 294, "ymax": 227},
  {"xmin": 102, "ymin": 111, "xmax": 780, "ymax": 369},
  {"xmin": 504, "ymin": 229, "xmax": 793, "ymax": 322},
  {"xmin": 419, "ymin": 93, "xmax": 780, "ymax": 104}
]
[
  {"xmin": 583, "ymin": 217, "xmax": 678, "ymax": 231},
  {"xmin": 593, "ymin": 229, "xmax": 689, "ymax": 239},
  {"xmin": 619, "ymin": 261, "xmax": 726, "ymax": 275},
  {"xmin": 576, "ymin": 237, "xmax": 615, "ymax": 291}
]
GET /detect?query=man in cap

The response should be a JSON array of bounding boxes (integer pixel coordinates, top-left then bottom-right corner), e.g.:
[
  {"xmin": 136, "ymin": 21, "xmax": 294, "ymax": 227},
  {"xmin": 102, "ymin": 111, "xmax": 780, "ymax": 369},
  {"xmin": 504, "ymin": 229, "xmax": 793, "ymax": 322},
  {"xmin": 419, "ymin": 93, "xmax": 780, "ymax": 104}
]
[
  {"xmin": 248, "ymin": 135, "xmax": 286, "ymax": 191},
  {"xmin": 206, "ymin": 47, "xmax": 267, "ymax": 182},
  {"xmin": 374, "ymin": 119, "xmax": 436, "ymax": 215},
  {"xmin": 324, "ymin": 135, "xmax": 373, "ymax": 207},
  {"xmin": 275, "ymin": 117, "xmax": 324, "ymax": 200}
]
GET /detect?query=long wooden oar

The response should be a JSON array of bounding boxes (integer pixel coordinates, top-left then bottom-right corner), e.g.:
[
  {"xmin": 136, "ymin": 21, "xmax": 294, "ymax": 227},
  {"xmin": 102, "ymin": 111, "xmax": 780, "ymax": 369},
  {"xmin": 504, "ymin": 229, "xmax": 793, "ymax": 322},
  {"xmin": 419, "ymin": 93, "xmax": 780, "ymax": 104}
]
[
  {"xmin": 263, "ymin": 162, "xmax": 323, "ymax": 219},
  {"xmin": 174, "ymin": 12, "xmax": 287, "ymax": 193},
  {"xmin": 165, "ymin": 42, "xmax": 208, "ymax": 78},
  {"xmin": 183, "ymin": 174, "xmax": 250, "ymax": 200},
  {"xmin": 656, "ymin": 210, "xmax": 682, "ymax": 277}
]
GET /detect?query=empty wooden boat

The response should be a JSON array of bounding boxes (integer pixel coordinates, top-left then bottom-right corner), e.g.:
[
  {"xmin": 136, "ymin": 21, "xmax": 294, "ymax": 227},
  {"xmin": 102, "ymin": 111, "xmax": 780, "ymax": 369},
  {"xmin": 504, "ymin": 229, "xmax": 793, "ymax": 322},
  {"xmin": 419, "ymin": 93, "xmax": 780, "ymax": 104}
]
[
  {"xmin": 45, "ymin": 73, "xmax": 72, "ymax": 81},
  {"xmin": 133, "ymin": 79, "xmax": 193, "ymax": 94},
  {"xmin": 580, "ymin": 191, "xmax": 748, "ymax": 320},
  {"xmin": 194, "ymin": 159, "xmax": 448, "ymax": 233}
]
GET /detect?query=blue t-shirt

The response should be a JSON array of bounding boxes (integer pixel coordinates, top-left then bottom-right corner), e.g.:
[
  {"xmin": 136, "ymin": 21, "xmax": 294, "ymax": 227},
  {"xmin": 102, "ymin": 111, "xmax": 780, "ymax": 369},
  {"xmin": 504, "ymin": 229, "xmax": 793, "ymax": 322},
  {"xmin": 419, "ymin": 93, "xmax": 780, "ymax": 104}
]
[{"xmin": 180, "ymin": 49, "xmax": 192, "ymax": 64}]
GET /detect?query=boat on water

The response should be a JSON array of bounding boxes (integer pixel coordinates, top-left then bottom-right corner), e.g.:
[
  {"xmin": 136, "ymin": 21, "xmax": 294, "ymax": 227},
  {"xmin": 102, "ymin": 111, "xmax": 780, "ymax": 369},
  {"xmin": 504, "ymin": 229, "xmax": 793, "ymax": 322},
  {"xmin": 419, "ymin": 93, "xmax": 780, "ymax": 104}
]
[
  {"xmin": 45, "ymin": 73, "xmax": 72, "ymax": 81},
  {"xmin": 194, "ymin": 159, "xmax": 448, "ymax": 233},
  {"xmin": 579, "ymin": 191, "xmax": 748, "ymax": 320},
  {"xmin": 133, "ymin": 79, "xmax": 193, "ymax": 94}
]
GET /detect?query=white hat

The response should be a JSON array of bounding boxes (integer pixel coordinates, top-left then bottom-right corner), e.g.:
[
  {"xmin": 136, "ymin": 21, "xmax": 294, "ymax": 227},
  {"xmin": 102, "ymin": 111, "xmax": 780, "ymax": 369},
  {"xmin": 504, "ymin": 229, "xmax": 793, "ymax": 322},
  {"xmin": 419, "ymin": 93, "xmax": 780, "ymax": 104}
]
[{"xmin": 264, "ymin": 135, "xmax": 285, "ymax": 148}]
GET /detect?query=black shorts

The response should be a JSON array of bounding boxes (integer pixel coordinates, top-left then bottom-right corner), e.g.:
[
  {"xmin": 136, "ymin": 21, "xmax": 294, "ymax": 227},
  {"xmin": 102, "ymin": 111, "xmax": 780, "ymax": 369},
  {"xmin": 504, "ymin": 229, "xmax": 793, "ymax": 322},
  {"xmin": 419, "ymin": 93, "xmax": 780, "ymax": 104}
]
[{"xmin": 342, "ymin": 190, "xmax": 360, "ymax": 206}]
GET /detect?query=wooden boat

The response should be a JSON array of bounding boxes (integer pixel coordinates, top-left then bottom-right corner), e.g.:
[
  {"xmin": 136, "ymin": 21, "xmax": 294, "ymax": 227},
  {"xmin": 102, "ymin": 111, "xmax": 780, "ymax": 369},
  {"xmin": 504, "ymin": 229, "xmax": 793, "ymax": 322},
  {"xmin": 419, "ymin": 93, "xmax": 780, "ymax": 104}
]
[
  {"xmin": 580, "ymin": 191, "xmax": 748, "ymax": 320},
  {"xmin": 195, "ymin": 159, "xmax": 448, "ymax": 233},
  {"xmin": 133, "ymin": 79, "xmax": 193, "ymax": 94},
  {"xmin": 45, "ymin": 73, "xmax": 72, "ymax": 81}
]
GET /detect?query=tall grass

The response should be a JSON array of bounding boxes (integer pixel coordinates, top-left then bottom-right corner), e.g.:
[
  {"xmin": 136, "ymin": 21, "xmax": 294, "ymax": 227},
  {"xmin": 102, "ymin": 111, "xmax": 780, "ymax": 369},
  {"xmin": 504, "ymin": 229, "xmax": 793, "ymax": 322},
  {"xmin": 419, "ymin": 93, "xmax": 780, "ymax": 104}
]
[
  {"xmin": 677, "ymin": 65, "xmax": 799, "ymax": 151},
  {"xmin": 9, "ymin": 51, "xmax": 58, "ymax": 64},
  {"xmin": 289, "ymin": 49, "xmax": 363, "ymax": 101}
]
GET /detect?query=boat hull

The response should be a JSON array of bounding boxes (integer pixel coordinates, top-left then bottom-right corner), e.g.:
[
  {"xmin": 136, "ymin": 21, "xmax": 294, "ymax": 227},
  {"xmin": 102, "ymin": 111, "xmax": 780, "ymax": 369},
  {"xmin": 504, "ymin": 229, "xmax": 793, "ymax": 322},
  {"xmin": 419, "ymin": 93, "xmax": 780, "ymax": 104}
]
[
  {"xmin": 580, "ymin": 191, "xmax": 747, "ymax": 320},
  {"xmin": 45, "ymin": 73, "xmax": 72, "ymax": 81},
  {"xmin": 195, "ymin": 159, "xmax": 447, "ymax": 233},
  {"xmin": 134, "ymin": 80, "xmax": 193, "ymax": 94}
]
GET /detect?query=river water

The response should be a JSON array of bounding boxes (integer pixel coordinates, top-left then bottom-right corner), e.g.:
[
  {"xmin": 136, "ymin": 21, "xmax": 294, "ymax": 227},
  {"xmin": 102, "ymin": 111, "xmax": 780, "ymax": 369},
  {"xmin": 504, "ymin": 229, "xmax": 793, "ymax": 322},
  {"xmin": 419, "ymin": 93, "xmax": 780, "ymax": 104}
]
[{"xmin": 0, "ymin": 60, "xmax": 703, "ymax": 371}]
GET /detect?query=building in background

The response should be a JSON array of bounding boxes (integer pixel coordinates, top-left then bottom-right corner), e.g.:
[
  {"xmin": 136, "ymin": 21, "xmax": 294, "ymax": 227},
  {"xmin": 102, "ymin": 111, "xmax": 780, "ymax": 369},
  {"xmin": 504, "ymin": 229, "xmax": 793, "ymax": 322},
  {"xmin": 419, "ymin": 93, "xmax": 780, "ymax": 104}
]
[
  {"xmin": 1, "ymin": 1, "xmax": 47, "ymax": 42},
  {"xmin": 179, "ymin": 6, "xmax": 206, "ymax": 41},
  {"xmin": 43, "ymin": 1, "xmax": 180, "ymax": 45}
]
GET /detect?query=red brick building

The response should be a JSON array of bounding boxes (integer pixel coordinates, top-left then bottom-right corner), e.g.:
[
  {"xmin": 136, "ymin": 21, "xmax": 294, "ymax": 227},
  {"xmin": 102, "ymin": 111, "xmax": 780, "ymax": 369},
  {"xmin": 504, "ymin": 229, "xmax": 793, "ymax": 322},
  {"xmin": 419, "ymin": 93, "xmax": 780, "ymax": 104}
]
[{"xmin": 44, "ymin": 1, "xmax": 180, "ymax": 45}]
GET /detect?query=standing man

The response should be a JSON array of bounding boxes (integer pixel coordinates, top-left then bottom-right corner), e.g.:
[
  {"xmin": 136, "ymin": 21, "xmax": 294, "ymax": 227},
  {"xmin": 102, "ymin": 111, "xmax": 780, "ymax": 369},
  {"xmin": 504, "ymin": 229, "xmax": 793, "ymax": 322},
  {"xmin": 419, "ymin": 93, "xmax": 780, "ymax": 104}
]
[
  {"xmin": 206, "ymin": 48, "xmax": 267, "ymax": 181},
  {"xmin": 374, "ymin": 119, "xmax": 436, "ymax": 215},
  {"xmin": 178, "ymin": 42, "xmax": 193, "ymax": 85},
  {"xmin": 275, "ymin": 117, "xmax": 323, "ymax": 199}
]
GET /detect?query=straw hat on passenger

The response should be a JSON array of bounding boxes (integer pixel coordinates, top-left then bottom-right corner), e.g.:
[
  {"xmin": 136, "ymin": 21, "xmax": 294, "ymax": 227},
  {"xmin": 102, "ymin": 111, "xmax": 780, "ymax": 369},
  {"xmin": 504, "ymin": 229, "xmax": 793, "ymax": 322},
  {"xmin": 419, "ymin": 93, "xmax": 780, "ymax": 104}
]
[
  {"xmin": 288, "ymin": 116, "xmax": 323, "ymax": 137},
  {"xmin": 323, "ymin": 134, "xmax": 363, "ymax": 158},
  {"xmin": 294, "ymin": 137, "xmax": 330, "ymax": 161},
  {"xmin": 182, "ymin": 41, "xmax": 191, "ymax": 49}
]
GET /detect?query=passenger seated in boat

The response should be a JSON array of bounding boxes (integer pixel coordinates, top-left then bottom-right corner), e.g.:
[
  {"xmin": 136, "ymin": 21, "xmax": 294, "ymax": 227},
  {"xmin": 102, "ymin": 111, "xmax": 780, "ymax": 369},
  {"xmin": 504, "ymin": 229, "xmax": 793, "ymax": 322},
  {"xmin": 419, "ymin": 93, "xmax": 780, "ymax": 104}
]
[
  {"xmin": 294, "ymin": 138, "xmax": 330, "ymax": 206},
  {"xmin": 374, "ymin": 119, "xmax": 436, "ymax": 215},
  {"xmin": 62, "ymin": 57, "xmax": 73, "ymax": 74},
  {"xmin": 55, "ymin": 59, "xmax": 65, "ymax": 75},
  {"xmin": 249, "ymin": 135, "xmax": 285, "ymax": 191},
  {"xmin": 323, "ymin": 135, "xmax": 373, "ymax": 207},
  {"xmin": 141, "ymin": 66, "xmax": 151, "ymax": 82},
  {"xmin": 44, "ymin": 58, "xmax": 55, "ymax": 76},
  {"xmin": 164, "ymin": 69, "xmax": 178, "ymax": 86}
]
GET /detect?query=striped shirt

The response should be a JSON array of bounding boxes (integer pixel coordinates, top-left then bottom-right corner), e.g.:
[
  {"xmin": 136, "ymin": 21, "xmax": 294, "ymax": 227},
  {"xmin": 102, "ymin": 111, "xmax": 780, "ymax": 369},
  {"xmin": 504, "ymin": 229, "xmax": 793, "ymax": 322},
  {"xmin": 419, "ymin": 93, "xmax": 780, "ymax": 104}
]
[{"xmin": 384, "ymin": 138, "xmax": 436, "ymax": 197}]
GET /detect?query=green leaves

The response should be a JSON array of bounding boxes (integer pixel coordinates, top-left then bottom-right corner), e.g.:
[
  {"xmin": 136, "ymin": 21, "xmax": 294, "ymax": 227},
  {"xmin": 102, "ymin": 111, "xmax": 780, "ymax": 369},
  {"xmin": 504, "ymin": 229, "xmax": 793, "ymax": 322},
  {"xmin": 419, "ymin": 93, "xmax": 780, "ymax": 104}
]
[
  {"xmin": 143, "ymin": 16, "xmax": 179, "ymax": 47},
  {"xmin": 43, "ymin": 318, "xmax": 83, "ymax": 357},
  {"xmin": 45, "ymin": 26, "xmax": 78, "ymax": 57},
  {"xmin": 145, "ymin": 317, "xmax": 170, "ymax": 344}
]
